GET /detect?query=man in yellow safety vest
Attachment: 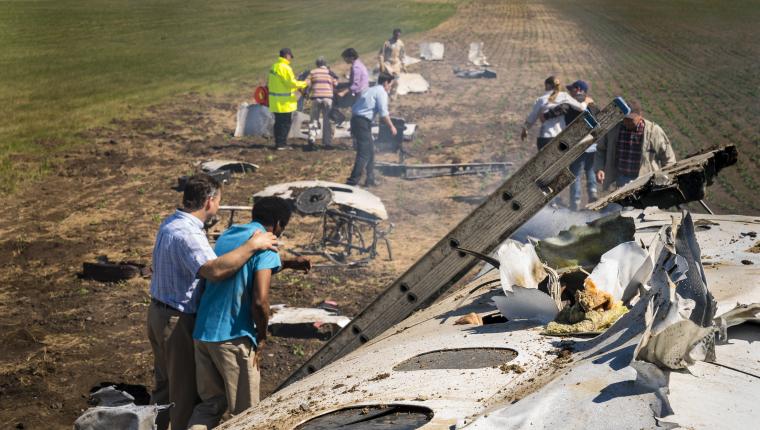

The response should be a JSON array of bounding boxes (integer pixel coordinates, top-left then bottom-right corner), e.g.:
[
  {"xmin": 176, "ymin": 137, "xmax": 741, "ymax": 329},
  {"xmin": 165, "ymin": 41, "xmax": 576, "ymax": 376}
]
[{"xmin": 267, "ymin": 48, "xmax": 307, "ymax": 150}]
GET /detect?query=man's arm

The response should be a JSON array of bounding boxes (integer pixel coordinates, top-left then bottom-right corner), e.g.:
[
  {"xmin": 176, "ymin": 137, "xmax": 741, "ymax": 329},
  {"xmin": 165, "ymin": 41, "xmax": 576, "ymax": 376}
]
[
  {"xmin": 198, "ymin": 230, "xmax": 277, "ymax": 282},
  {"xmin": 377, "ymin": 90, "xmax": 396, "ymax": 135},
  {"xmin": 656, "ymin": 127, "xmax": 677, "ymax": 167},
  {"xmin": 283, "ymin": 65, "xmax": 307, "ymax": 90},
  {"xmin": 252, "ymin": 269, "xmax": 273, "ymax": 345}
]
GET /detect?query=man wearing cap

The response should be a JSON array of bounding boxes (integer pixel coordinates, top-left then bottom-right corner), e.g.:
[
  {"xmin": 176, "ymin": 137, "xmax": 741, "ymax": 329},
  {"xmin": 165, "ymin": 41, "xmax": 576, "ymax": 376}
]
[
  {"xmin": 542, "ymin": 80, "xmax": 599, "ymax": 209},
  {"xmin": 346, "ymin": 72, "xmax": 397, "ymax": 187},
  {"xmin": 378, "ymin": 28, "xmax": 406, "ymax": 98},
  {"xmin": 268, "ymin": 48, "xmax": 308, "ymax": 150},
  {"xmin": 595, "ymin": 99, "xmax": 676, "ymax": 190}
]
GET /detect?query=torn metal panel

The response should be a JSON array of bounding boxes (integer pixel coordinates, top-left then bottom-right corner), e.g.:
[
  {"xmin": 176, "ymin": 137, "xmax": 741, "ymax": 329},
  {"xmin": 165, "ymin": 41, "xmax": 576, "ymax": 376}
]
[
  {"xmin": 467, "ymin": 42, "xmax": 490, "ymax": 66},
  {"xmin": 588, "ymin": 145, "xmax": 738, "ymax": 210},
  {"xmin": 374, "ymin": 161, "xmax": 511, "ymax": 179},
  {"xmin": 396, "ymin": 72, "xmax": 430, "ymax": 95},
  {"xmin": 268, "ymin": 305, "xmax": 350, "ymax": 341},
  {"xmin": 418, "ymin": 42, "xmax": 444, "ymax": 60},
  {"xmin": 253, "ymin": 181, "xmax": 388, "ymax": 220}
]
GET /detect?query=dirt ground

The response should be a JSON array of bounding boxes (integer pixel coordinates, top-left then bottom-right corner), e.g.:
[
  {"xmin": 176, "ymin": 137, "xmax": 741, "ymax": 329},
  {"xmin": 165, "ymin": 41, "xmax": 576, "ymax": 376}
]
[{"xmin": 1, "ymin": 1, "xmax": 758, "ymax": 428}]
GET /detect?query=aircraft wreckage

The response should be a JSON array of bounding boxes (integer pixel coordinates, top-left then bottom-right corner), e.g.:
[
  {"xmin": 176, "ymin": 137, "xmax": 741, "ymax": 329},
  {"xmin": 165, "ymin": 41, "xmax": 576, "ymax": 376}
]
[{"xmin": 216, "ymin": 98, "xmax": 756, "ymax": 429}]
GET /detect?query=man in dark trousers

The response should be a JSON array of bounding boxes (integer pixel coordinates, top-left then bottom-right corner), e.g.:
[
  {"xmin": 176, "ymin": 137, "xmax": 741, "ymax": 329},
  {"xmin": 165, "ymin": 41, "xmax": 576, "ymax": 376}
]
[
  {"xmin": 346, "ymin": 73, "xmax": 397, "ymax": 187},
  {"xmin": 267, "ymin": 48, "xmax": 307, "ymax": 150}
]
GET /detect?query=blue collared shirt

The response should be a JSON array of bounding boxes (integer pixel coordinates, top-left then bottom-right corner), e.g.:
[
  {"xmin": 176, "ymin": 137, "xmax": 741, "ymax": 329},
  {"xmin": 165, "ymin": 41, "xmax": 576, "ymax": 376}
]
[
  {"xmin": 351, "ymin": 84, "xmax": 389, "ymax": 121},
  {"xmin": 149, "ymin": 210, "xmax": 217, "ymax": 313},
  {"xmin": 193, "ymin": 222, "xmax": 281, "ymax": 345}
]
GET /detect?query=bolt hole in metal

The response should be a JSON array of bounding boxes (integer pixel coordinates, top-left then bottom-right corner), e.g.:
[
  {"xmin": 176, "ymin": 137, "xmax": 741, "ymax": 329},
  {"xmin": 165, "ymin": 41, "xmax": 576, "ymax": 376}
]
[
  {"xmin": 359, "ymin": 335, "xmax": 369, "ymax": 343},
  {"xmin": 351, "ymin": 325, "xmax": 361, "ymax": 335},
  {"xmin": 502, "ymin": 191, "xmax": 513, "ymax": 201},
  {"xmin": 407, "ymin": 293, "xmax": 417, "ymax": 303},
  {"xmin": 511, "ymin": 201, "xmax": 521, "ymax": 211},
  {"xmin": 295, "ymin": 404, "xmax": 434, "ymax": 430},
  {"xmin": 558, "ymin": 141, "xmax": 569, "ymax": 151},
  {"xmin": 399, "ymin": 283, "xmax": 409, "ymax": 293},
  {"xmin": 393, "ymin": 347, "xmax": 518, "ymax": 371}
]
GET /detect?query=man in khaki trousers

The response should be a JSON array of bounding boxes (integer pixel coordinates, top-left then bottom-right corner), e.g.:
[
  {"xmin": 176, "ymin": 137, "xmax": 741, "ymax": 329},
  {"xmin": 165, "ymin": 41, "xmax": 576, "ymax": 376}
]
[
  {"xmin": 188, "ymin": 197, "xmax": 310, "ymax": 429},
  {"xmin": 147, "ymin": 174, "xmax": 277, "ymax": 430}
]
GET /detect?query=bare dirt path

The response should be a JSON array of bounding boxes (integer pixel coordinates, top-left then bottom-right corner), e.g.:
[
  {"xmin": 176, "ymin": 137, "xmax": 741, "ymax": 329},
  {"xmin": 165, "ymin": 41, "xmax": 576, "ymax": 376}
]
[{"xmin": 1, "ymin": 1, "xmax": 756, "ymax": 428}]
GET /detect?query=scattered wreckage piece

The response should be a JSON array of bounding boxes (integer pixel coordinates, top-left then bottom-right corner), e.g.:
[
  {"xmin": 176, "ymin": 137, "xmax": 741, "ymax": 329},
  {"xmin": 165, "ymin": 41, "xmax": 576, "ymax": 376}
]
[
  {"xmin": 253, "ymin": 180, "xmax": 388, "ymax": 220},
  {"xmin": 268, "ymin": 305, "xmax": 350, "ymax": 341},
  {"xmin": 402, "ymin": 54, "xmax": 421, "ymax": 66},
  {"xmin": 234, "ymin": 102, "xmax": 273, "ymax": 137},
  {"xmin": 222, "ymin": 211, "xmax": 760, "ymax": 430},
  {"xmin": 200, "ymin": 160, "xmax": 258, "ymax": 174},
  {"xmin": 588, "ymin": 144, "xmax": 738, "ymax": 210},
  {"xmin": 418, "ymin": 42, "xmax": 444, "ymax": 60},
  {"xmin": 81, "ymin": 256, "xmax": 150, "ymax": 282},
  {"xmin": 395, "ymin": 73, "xmax": 429, "ymax": 95},
  {"xmin": 453, "ymin": 67, "xmax": 496, "ymax": 79},
  {"xmin": 374, "ymin": 161, "xmax": 512, "ymax": 179},
  {"xmin": 279, "ymin": 98, "xmax": 631, "ymax": 387},
  {"xmin": 255, "ymin": 181, "xmax": 392, "ymax": 266},
  {"xmin": 74, "ymin": 386, "xmax": 169, "ymax": 430},
  {"xmin": 467, "ymin": 41, "xmax": 490, "ymax": 66}
]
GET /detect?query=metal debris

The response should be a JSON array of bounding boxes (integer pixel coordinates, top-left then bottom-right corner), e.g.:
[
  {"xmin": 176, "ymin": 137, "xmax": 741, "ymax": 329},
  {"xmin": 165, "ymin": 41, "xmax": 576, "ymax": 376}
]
[
  {"xmin": 588, "ymin": 145, "xmax": 738, "ymax": 210},
  {"xmin": 375, "ymin": 161, "xmax": 511, "ymax": 179}
]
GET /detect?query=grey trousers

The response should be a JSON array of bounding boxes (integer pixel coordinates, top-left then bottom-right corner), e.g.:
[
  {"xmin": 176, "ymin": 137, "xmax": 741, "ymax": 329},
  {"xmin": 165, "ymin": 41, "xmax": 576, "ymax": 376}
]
[
  {"xmin": 188, "ymin": 337, "xmax": 260, "ymax": 429},
  {"xmin": 147, "ymin": 301, "xmax": 199, "ymax": 430}
]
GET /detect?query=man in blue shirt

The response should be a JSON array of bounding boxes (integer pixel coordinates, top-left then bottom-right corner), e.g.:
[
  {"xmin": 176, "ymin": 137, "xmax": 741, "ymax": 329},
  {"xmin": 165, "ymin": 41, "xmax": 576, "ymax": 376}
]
[
  {"xmin": 188, "ymin": 197, "xmax": 310, "ymax": 429},
  {"xmin": 346, "ymin": 72, "xmax": 397, "ymax": 187},
  {"xmin": 147, "ymin": 174, "xmax": 277, "ymax": 430}
]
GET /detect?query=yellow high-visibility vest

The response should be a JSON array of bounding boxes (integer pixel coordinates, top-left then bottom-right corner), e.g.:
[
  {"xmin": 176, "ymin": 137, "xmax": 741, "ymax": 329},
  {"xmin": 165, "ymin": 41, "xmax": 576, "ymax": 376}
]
[{"xmin": 267, "ymin": 57, "xmax": 307, "ymax": 113}]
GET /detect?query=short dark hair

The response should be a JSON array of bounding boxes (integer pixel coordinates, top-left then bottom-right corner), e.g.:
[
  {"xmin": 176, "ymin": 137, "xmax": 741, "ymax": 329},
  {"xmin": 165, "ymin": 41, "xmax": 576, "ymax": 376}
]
[
  {"xmin": 393, "ymin": 28, "xmax": 402, "ymax": 34},
  {"xmin": 341, "ymin": 48, "xmax": 358, "ymax": 60},
  {"xmin": 183, "ymin": 174, "xmax": 221, "ymax": 211},
  {"xmin": 251, "ymin": 197, "xmax": 292, "ymax": 229},
  {"xmin": 628, "ymin": 99, "xmax": 643, "ymax": 115},
  {"xmin": 377, "ymin": 72, "xmax": 395, "ymax": 85}
]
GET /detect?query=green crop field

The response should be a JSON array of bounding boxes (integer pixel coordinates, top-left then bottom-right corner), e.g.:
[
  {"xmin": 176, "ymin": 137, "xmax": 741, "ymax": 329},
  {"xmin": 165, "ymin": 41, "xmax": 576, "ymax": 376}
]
[{"xmin": 0, "ymin": 0, "xmax": 457, "ymax": 191}]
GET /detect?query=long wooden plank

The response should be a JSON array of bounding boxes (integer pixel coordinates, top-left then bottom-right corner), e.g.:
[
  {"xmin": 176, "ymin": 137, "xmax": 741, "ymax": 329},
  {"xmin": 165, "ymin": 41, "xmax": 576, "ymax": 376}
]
[{"xmin": 278, "ymin": 98, "xmax": 630, "ymax": 389}]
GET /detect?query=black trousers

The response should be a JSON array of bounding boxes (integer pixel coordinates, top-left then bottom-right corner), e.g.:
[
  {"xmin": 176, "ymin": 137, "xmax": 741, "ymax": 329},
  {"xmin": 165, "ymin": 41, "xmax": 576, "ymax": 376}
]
[
  {"xmin": 273, "ymin": 112, "xmax": 292, "ymax": 148},
  {"xmin": 346, "ymin": 116, "xmax": 374, "ymax": 186}
]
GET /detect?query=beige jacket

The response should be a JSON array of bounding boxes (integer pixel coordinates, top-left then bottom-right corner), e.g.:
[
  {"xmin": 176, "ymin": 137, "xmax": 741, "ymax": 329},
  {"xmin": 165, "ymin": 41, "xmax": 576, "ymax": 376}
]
[{"xmin": 594, "ymin": 118, "xmax": 677, "ymax": 190}]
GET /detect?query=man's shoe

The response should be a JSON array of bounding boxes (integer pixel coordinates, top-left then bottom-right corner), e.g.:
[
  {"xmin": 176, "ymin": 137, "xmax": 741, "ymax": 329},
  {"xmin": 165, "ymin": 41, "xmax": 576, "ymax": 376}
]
[
  {"xmin": 363, "ymin": 180, "xmax": 379, "ymax": 188},
  {"xmin": 588, "ymin": 191, "xmax": 599, "ymax": 203},
  {"xmin": 275, "ymin": 145, "xmax": 287, "ymax": 151}
]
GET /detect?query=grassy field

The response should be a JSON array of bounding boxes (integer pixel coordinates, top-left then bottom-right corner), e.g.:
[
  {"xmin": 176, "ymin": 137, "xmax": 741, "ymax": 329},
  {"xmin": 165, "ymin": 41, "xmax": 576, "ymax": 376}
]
[{"xmin": 0, "ymin": 0, "xmax": 457, "ymax": 191}]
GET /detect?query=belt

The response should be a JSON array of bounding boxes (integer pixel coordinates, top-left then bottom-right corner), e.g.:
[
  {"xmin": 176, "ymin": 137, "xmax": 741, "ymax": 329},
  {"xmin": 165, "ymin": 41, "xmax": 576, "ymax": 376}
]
[
  {"xmin": 151, "ymin": 297, "xmax": 184, "ymax": 313},
  {"xmin": 352, "ymin": 116, "xmax": 372, "ymax": 123}
]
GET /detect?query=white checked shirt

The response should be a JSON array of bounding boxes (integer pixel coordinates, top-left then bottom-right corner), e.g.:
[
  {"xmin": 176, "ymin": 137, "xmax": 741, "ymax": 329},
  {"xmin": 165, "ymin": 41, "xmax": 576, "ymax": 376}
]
[
  {"xmin": 524, "ymin": 91, "xmax": 587, "ymax": 138},
  {"xmin": 149, "ymin": 210, "xmax": 216, "ymax": 313}
]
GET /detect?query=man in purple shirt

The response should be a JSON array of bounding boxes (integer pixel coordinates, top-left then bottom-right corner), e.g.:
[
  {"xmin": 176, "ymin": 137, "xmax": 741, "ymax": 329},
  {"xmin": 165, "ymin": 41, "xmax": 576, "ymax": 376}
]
[{"xmin": 330, "ymin": 48, "xmax": 369, "ymax": 125}]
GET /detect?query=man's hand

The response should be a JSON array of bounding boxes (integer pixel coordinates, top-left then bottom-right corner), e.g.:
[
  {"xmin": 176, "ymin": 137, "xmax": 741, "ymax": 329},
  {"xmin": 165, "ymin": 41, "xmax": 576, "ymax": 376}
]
[
  {"xmin": 248, "ymin": 230, "xmax": 278, "ymax": 252},
  {"xmin": 584, "ymin": 96, "xmax": 595, "ymax": 105},
  {"xmin": 520, "ymin": 127, "xmax": 528, "ymax": 141},
  {"xmin": 539, "ymin": 113, "xmax": 546, "ymax": 123},
  {"xmin": 254, "ymin": 340, "xmax": 265, "ymax": 370},
  {"xmin": 596, "ymin": 170, "xmax": 605, "ymax": 184},
  {"xmin": 390, "ymin": 125, "xmax": 397, "ymax": 136},
  {"xmin": 337, "ymin": 88, "xmax": 348, "ymax": 97},
  {"xmin": 284, "ymin": 257, "xmax": 312, "ymax": 273}
]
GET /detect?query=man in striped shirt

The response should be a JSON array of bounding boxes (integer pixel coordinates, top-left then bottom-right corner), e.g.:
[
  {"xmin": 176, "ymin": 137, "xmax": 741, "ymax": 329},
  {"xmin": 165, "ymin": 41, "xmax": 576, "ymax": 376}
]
[{"xmin": 306, "ymin": 56, "xmax": 338, "ymax": 148}]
